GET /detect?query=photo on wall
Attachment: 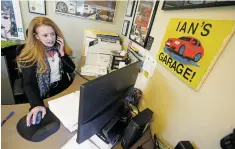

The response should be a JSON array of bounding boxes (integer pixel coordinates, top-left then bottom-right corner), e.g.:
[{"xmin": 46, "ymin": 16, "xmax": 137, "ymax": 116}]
[
  {"xmin": 121, "ymin": 20, "xmax": 130, "ymax": 36},
  {"xmin": 28, "ymin": 0, "xmax": 46, "ymax": 15},
  {"xmin": 129, "ymin": 0, "xmax": 159, "ymax": 48},
  {"xmin": 1, "ymin": 0, "xmax": 25, "ymax": 40},
  {"xmin": 162, "ymin": 0, "xmax": 235, "ymax": 10},
  {"xmin": 55, "ymin": 0, "xmax": 116, "ymax": 23},
  {"xmin": 125, "ymin": 0, "xmax": 136, "ymax": 17}
]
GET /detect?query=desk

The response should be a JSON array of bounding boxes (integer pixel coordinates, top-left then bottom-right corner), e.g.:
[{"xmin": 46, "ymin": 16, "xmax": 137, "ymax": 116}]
[{"xmin": 1, "ymin": 61, "xmax": 153, "ymax": 149}]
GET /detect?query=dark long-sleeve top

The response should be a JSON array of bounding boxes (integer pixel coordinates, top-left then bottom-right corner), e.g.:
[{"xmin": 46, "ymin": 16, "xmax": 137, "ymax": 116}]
[{"xmin": 21, "ymin": 54, "xmax": 75, "ymax": 109}]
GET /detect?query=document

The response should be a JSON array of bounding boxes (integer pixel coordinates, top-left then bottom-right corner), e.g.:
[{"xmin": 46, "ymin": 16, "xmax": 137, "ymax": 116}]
[
  {"xmin": 81, "ymin": 65, "xmax": 107, "ymax": 76},
  {"xmin": 48, "ymin": 91, "xmax": 80, "ymax": 132},
  {"xmin": 61, "ymin": 134, "xmax": 112, "ymax": 149},
  {"xmin": 61, "ymin": 134, "xmax": 99, "ymax": 149}
]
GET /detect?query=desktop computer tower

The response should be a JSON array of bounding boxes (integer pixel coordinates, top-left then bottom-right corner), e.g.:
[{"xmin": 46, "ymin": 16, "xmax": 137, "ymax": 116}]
[{"xmin": 121, "ymin": 108, "xmax": 153, "ymax": 149}]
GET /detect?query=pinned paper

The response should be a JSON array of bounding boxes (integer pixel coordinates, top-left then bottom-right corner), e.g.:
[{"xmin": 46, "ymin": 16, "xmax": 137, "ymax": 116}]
[{"xmin": 142, "ymin": 53, "xmax": 157, "ymax": 78}]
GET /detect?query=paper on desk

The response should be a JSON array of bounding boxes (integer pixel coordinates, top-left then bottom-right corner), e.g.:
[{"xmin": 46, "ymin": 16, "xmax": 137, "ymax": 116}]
[
  {"xmin": 61, "ymin": 134, "xmax": 112, "ymax": 149},
  {"xmin": 81, "ymin": 65, "xmax": 107, "ymax": 76},
  {"xmin": 61, "ymin": 134, "xmax": 99, "ymax": 149},
  {"xmin": 48, "ymin": 91, "xmax": 80, "ymax": 132},
  {"xmin": 89, "ymin": 135, "xmax": 112, "ymax": 149},
  {"xmin": 84, "ymin": 37, "xmax": 97, "ymax": 56}
]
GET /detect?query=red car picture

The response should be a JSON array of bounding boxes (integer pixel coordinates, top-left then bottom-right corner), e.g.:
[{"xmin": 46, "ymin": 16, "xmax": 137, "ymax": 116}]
[{"xmin": 165, "ymin": 36, "xmax": 204, "ymax": 62}]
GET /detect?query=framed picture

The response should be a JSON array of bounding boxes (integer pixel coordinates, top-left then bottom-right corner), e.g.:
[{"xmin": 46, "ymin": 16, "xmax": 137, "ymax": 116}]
[
  {"xmin": 28, "ymin": 0, "xmax": 46, "ymax": 15},
  {"xmin": 129, "ymin": 0, "xmax": 159, "ymax": 48},
  {"xmin": 55, "ymin": 1, "xmax": 116, "ymax": 23},
  {"xmin": 162, "ymin": 0, "xmax": 235, "ymax": 10},
  {"xmin": 125, "ymin": 0, "xmax": 136, "ymax": 17},
  {"xmin": 122, "ymin": 20, "xmax": 130, "ymax": 36},
  {"xmin": 1, "ymin": 0, "xmax": 25, "ymax": 40}
]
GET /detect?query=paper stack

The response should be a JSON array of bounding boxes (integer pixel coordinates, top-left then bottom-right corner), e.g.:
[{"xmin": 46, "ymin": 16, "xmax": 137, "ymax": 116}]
[
  {"xmin": 81, "ymin": 65, "xmax": 107, "ymax": 77},
  {"xmin": 48, "ymin": 91, "xmax": 80, "ymax": 132}
]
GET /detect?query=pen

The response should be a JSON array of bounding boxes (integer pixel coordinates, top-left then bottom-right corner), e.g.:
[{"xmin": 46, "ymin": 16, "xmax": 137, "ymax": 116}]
[{"xmin": 1, "ymin": 111, "xmax": 14, "ymax": 127}]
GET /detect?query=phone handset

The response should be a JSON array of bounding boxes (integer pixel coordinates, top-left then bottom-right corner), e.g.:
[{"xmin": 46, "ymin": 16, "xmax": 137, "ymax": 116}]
[{"xmin": 54, "ymin": 33, "xmax": 60, "ymax": 49}]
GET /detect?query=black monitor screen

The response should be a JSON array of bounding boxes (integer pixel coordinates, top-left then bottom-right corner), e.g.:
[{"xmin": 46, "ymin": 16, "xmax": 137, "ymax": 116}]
[{"xmin": 77, "ymin": 61, "xmax": 141, "ymax": 144}]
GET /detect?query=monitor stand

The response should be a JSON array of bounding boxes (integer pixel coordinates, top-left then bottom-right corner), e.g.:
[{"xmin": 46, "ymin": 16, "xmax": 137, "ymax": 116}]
[
  {"xmin": 96, "ymin": 103, "xmax": 132, "ymax": 146},
  {"xmin": 97, "ymin": 130, "xmax": 109, "ymax": 144}
]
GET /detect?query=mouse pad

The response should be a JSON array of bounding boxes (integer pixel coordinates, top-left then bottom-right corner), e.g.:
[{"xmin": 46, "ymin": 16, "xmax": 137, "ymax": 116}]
[{"xmin": 16, "ymin": 108, "xmax": 60, "ymax": 142}]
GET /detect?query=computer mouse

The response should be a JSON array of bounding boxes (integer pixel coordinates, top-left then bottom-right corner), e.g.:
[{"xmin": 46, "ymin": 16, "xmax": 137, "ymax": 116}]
[
  {"xmin": 30, "ymin": 111, "xmax": 42, "ymax": 125},
  {"xmin": 16, "ymin": 108, "xmax": 60, "ymax": 142}
]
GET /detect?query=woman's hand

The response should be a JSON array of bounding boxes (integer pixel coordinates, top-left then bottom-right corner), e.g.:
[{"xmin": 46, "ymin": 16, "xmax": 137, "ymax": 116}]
[
  {"xmin": 56, "ymin": 36, "xmax": 65, "ymax": 56},
  {"xmin": 26, "ymin": 106, "xmax": 46, "ymax": 127}
]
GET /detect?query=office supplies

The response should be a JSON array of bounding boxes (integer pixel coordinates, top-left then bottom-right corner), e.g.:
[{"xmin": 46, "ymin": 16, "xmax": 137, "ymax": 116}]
[
  {"xmin": 121, "ymin": 108, "xmax": 153, "ymax": 149},
  {"xmin": 48, "ymin": 91, "xmax": 80, "ymax": 132},
  {"xmin": 77, "ymin": 60, "xmax": 142, "ymax": 144},
  {"xmin": 111, "ymin": 55, "xmax": 125, "ymax": 70},
  {"xmin": 1, "ymin": 111, "xmax": 14, "ymax": 126}
]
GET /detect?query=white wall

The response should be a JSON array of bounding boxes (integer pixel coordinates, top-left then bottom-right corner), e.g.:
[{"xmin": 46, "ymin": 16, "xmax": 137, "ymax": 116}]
[
  {"xmin": 19, "ymin": 1, "xmax": 126, "ymax": 64},
  {"xmin": 121, "ymin": 1, "xmax": 235, "ymax": 149}
]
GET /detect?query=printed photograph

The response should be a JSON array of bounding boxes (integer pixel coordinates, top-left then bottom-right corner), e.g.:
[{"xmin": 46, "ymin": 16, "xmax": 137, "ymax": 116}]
[
  {"xmin": 55, "ymin": 0, "xmax": 116, "ymax": 23},
  {"xmin": 129, "ymin": 0, "xmax": 157, "ymax": 47},
  {"xmin": 1, "ymin": 1, "xmax": 18, "ymax": 39}
]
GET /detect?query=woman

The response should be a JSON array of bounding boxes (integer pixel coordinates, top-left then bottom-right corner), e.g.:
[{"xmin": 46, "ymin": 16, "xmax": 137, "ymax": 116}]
[{"xmin": 17, "ymin": 17, "xmax": 75, "ymax": 127}]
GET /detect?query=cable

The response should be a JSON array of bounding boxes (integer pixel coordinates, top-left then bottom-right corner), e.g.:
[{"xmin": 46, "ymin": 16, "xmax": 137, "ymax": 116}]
[
  {"xmin": 136, "ymin": 126, "xmax": 153, "ymax": 149},
  {"xmin": 140, "ymin": 136, "xmax": 152, "ymax": 146},
  {"xmin": 149, "ymin": 125, "xmax": 160, "ymax": 149},
  {"xmin": 61, "ymin": 58, "xmax": 90, "ymax": 81}
]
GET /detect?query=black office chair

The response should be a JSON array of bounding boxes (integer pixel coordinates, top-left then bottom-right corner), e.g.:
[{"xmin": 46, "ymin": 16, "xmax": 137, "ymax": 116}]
[
  {"xmin": 13, "ymin": 29, "xmax": 28, "ymax": 100},
  {"xmin": 13, "ymin": 44, "xmax": 28, "ymax": 104}
]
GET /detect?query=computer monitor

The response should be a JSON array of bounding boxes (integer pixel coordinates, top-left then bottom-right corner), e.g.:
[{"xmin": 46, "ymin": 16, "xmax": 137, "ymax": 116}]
[{"xmin": 76, "ymin": 60, "xmax": 142, "ymax": 144}]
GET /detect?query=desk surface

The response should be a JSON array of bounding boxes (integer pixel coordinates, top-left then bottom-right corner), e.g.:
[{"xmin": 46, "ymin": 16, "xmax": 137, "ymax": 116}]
[
  {"xmin": 1, "ymin": 75, "xmax": 87, "ymax": 149},
  {"xmin": 1, "ymin": 57, "xmax": 153, "ymax": 149}
]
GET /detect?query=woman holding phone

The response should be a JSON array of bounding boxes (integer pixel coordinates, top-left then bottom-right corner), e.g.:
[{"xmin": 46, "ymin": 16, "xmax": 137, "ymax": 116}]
[{"xmin": 17, "ymin": 16, "xmax": 75, "ymax": 126}]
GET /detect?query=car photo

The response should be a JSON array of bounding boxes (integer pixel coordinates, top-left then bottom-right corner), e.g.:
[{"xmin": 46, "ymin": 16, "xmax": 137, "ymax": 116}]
[
  {"xmin": 165, "ymin": 36, "xmax": 204, "ymax": 62},
  {"xmin": 135, "ymin": 8, "xmax": 151, "ymax": 29},
  {"xmin": 76, "ymin": 4, "xmax": 95, "ymax": 16},
  {"xmin": 96, "ymin": 10, "xmax": 114, "ymax": 22},
  {"xmin": 56, "ymin": 0, "xmax": 76, "ymax": 14}
]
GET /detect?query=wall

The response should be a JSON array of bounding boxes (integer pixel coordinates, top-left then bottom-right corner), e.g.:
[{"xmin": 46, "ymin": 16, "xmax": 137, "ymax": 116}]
[
  {"xmin": 19, "ymin": 1, "xmax": 126, "ymax": 64},
  {"xmin": 121, "ymin": 1, "xmax": 235, "ymax": 149}
]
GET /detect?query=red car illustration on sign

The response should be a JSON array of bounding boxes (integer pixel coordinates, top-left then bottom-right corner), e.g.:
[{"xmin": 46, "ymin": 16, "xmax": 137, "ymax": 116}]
[{"xmin": 165, "ymin": 36, "xmax": 204, "ymax": 62}]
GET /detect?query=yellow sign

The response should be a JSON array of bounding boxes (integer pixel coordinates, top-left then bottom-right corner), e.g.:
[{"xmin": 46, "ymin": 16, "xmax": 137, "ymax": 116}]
[{"xmin": 156, "ymin": 18, "xmax": 235, "ymax": 90}]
